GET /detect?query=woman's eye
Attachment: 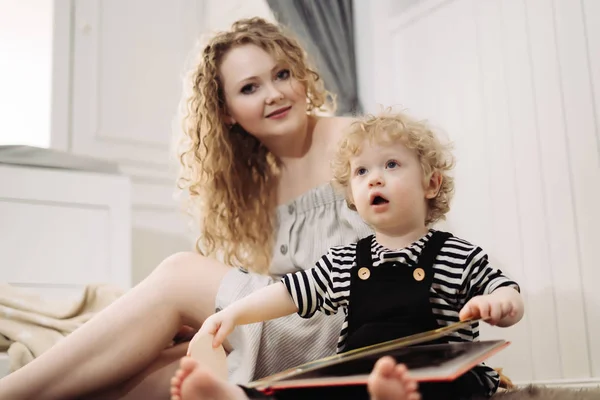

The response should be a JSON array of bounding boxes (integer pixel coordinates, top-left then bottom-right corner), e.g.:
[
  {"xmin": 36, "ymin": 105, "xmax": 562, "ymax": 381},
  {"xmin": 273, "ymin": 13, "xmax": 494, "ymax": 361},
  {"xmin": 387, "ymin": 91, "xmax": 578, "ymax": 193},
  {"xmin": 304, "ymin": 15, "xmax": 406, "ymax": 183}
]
[
  {"xmin": 356, "ymin": 167, "xmax": 367, "ymax": 176},
  {"xmin": 276, "ymin": 69, "xmax": 290, "ymax": 80},
  {"xmin": 386, "ymin": 161, "xmax": 398, "ymax": 169},
  {"xmin": 241, "ymin": 83, "xmax": 257, "ymax": 94}
]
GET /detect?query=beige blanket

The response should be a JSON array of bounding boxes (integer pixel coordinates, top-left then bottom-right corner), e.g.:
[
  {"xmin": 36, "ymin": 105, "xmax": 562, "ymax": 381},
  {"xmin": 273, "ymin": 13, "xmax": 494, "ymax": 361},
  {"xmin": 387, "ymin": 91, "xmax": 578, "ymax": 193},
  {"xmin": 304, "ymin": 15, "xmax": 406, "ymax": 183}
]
[{"xmin": 0, "ymin": 284, "xmax": 123, "ymax": 372}]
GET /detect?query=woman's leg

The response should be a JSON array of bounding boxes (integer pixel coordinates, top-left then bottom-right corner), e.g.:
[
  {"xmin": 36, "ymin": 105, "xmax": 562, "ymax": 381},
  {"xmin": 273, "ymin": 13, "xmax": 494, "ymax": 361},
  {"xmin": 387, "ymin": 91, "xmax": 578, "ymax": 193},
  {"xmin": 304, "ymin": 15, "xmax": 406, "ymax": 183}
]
[
  {"xmin": 87, "ymin": 343, "xmax": 188, "ymax": 400},
  {"xmin": 0, "ymin": 252, "xmax": 231, "ymax": 400}
]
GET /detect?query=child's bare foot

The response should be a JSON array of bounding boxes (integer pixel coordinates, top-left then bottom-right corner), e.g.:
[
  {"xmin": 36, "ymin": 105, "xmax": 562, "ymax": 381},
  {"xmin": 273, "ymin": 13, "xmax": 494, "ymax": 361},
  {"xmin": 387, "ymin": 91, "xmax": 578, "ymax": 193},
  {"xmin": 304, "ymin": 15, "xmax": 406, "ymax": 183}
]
[
  {"xmin": 171, "ymin": 331, "xmax": 246, "ymax": 400},
  {"xmin": 367, "ymin": 356, "xmax": 421, "ymax": 400},
  {"xmin": 170, "ymin": 356, "xmax": 247, "ymax": 400}
]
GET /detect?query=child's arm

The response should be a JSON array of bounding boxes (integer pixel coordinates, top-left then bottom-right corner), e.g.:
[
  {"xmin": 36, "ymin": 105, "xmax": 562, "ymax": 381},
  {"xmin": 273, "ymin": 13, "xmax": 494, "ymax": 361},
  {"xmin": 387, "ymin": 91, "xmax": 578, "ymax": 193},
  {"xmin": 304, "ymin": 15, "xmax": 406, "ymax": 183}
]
[
  {"xmin": 200, "ymin": 282, "xmax": 298, "ymax": 348},
  {"xmin": 459, "ymin": 286, "xmax": 524, "ymax": 327},
  {"xmin": 456, "ymin": 245, "xmax": 524, "ymax": 327},
  {"xmin": 200, "ymin": 247, "xmax": 346, "ymax": 348}
]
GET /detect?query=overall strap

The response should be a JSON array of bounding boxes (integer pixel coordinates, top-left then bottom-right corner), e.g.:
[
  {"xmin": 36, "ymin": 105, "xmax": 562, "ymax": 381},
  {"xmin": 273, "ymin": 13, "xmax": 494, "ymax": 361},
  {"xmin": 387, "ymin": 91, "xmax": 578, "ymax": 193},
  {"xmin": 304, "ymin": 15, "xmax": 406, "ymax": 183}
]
[
  {"xmin": 418, "ymin": 231, "xmax": 453, "ymax": 269},
  {"xmin": 356, "ymin": 235, "xmax": 374, "ymax": 267}
]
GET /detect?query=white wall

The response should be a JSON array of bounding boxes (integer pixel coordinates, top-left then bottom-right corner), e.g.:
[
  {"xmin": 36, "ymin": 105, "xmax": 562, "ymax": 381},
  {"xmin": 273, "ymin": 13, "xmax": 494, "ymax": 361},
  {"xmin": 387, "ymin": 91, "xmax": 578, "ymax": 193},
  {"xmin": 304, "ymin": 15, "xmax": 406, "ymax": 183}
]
[
  {"xmin": 205, "ymin": 0, "xmax": 274, "ymax": 31},
  {"xmin": 355, "ymin": 0, "xmax": 600, "ymax": 387},
  {"xmin": 0, "ymin": 0, "xmax": 53, "ymax": 148}
]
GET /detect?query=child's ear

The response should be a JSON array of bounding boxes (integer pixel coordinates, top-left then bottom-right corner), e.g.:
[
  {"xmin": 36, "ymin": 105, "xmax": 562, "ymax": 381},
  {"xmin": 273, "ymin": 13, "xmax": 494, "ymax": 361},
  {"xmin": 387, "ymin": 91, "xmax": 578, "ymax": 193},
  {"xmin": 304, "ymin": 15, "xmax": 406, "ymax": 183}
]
[
  {"xmin": 346, "ymin": 188, "xmax": 357, "ymax": 211},
  {"xmin": 425, "ymin": 171, "xmax": 443, "ymax": 199}
]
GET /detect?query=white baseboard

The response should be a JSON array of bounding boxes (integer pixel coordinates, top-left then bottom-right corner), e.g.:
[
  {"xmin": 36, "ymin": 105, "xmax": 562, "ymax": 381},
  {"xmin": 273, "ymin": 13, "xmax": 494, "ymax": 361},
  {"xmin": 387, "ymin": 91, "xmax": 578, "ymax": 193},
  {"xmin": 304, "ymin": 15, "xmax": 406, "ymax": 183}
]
[{"xmin": 514, "ymin": 378, "xmax": 600, "ymax": 389}]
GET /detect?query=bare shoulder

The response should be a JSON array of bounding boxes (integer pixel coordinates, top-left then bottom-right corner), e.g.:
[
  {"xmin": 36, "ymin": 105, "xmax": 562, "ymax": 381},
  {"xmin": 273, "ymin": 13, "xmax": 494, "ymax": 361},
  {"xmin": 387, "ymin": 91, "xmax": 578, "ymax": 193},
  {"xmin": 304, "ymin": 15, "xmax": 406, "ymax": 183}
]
[{"xmin": 314, "ymin": 115, "xmax": 359, "ymax": 152}]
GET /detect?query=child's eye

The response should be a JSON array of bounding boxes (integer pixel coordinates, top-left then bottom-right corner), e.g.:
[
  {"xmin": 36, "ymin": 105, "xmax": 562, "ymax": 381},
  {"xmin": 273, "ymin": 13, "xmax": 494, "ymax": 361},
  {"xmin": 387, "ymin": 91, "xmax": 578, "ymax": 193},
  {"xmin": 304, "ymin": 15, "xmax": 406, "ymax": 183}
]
[
  {"xmin": 276, "ymin": 69, "xmax": 290, "ymax": 80},
  {"xmin": 241, "ymin": 83, "xmax": 258, "ymax": 94},
  {"xmin": 355, "ymin": 167, "xmax": 367, "ymax": 176},
  {"xmin": 386, "ymin": 160, "xmax": 399, "ymax": 169}
]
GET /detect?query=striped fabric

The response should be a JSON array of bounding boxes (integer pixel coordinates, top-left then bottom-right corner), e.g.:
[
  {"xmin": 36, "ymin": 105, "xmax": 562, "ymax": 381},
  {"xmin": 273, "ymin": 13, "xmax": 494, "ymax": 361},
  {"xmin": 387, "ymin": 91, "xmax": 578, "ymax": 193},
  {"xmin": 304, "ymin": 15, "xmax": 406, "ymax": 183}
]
[
  {"xmin": 214, "ymin": 183, "xmax": 374, "ymax": 384},
  {"xmin": 281, "ymin": 230, "xmax": 520, "ymax": 396}
]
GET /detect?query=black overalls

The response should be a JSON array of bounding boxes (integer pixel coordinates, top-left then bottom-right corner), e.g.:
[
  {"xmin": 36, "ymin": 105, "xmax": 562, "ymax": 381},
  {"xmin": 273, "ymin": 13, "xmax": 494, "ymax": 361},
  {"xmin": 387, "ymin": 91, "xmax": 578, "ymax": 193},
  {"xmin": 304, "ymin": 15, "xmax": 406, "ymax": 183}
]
[
  {"xmin": 342, "ymin": 231, "xmax": 486, "ymax": 400},
  {"xmin": 343, "ymin": 231, "xmax": 451, "ymax": 352},
  {"xmin": 243, "ymin": 231, "xmax": 486, "ymax": 400}
]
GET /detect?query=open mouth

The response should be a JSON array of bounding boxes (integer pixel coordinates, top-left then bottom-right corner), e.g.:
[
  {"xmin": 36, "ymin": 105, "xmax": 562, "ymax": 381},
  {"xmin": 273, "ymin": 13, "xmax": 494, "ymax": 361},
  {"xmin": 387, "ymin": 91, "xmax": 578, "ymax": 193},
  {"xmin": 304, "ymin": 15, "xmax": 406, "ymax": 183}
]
[{"xmin": 371, "ymin": 195, "xmax": 389, "ymax": 205}]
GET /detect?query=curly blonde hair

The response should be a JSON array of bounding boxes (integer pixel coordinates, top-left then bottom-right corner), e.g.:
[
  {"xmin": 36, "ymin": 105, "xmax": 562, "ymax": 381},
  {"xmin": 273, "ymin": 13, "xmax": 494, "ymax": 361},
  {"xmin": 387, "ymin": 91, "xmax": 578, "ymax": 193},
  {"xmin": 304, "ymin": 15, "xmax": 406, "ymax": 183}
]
[
  {"xmin": 331, "ymin": 111, "xmax": 455, "ymax": 225},
  {"xmin": 177, "ymin": 18, "xmax": 333, "ymax": 273}
]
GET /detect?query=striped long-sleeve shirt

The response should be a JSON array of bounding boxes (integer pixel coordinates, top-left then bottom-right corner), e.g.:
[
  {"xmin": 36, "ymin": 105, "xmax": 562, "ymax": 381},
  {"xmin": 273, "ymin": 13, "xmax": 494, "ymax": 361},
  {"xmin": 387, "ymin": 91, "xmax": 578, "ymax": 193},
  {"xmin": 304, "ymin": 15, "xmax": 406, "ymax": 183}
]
[{"xmin": 281, "ymin": 229, "xmax": 520, "ymax": 397}]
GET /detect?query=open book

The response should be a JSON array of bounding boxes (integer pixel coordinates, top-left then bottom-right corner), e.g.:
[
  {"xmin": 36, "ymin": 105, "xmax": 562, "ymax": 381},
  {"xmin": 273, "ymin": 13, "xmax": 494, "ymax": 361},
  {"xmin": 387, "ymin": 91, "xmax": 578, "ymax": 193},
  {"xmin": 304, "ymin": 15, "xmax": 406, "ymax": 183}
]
[{"xmin": 246, "ymin": 319, "xmax": 509, "ymax": 393}]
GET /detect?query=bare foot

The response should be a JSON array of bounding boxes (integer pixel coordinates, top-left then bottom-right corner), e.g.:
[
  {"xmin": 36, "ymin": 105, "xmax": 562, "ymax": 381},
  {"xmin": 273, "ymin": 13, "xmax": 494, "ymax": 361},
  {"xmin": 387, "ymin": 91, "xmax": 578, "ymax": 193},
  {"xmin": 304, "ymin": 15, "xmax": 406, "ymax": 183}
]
[
  {"xmin": 170, "ymin": 356, "xmax": 247, "ymax": 400},
  {"xmin": 367, "ymin": 356, "xmax": 421, "ymax": 400}
]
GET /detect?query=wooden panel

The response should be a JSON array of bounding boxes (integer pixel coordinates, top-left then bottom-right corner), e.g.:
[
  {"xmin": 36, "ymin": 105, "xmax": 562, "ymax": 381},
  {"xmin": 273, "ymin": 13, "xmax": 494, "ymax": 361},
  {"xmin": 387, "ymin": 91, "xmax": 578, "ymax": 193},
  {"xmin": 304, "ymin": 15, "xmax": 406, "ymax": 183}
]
[
  {"xmin": 389, "ymin": 0, "xmax": 533, "ymax": 380},
  {"xmin": 553, "ymin": 0, "xmax": 600, "ymax": 377},
  {"xmin": 583, "ymin": 0, "xmax": 600, "ymax": 375},
  {"xmin": 584, "ymin": 0, "xmax": 600, "ymax": 158},
  {"xmin": 495, "ymin": 0, "xmax": 561, "ymax": 381},
  {"xmin": 462, "ymin": 0, "xmax": 535, "ymax": 381}
]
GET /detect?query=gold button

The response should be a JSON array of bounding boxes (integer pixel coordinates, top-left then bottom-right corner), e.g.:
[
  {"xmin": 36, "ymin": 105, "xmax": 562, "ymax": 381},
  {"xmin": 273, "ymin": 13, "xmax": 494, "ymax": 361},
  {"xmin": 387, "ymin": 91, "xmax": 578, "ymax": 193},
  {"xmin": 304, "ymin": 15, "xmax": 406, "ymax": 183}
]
[
  {"xmin": 358, "ymin": 267, "xmax": 370, "ymax": 280},
  {"xmin": 413, "ymin": 268, "xmax": 425, "ymax": 281}
]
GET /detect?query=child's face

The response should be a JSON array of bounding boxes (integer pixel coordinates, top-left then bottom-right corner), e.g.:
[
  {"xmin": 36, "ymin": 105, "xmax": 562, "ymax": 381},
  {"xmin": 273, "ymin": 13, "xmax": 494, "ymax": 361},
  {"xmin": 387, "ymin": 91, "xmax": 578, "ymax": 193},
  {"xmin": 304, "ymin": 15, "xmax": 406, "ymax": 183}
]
[
  {"xmin": 219, "ymin": 44, "xmax": 307, "ymax": 142},
  {"xmin": 349, "ymin": 139, "xmax": 437, "ymax": 234}
]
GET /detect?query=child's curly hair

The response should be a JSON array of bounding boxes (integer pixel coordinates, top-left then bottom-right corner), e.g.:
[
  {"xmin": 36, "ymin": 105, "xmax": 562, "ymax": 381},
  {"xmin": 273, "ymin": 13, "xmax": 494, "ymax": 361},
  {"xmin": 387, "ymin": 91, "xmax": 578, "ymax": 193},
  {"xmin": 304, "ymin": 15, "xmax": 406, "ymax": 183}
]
[
  {"xmin": 331, "ymin": 111, "xmax": 455, "ymax": 225},
  {"xmin": 177, "ymin": 18, "xmax": 333, "ymax": 273}
]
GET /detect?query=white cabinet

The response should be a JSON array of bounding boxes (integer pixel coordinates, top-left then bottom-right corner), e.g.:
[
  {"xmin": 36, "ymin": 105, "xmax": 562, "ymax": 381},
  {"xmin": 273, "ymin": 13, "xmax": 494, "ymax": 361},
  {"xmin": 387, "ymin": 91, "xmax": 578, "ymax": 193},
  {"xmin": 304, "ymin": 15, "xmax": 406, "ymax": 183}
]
[{"xmin": 0, "ymin": 162, "xmax": 132, "ymax": 297}]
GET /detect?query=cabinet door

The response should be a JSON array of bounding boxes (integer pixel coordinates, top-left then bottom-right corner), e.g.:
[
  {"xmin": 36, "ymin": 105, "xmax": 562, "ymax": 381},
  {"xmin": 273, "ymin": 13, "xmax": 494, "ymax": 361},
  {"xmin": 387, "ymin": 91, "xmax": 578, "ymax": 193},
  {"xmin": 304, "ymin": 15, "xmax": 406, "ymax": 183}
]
[
  {"xmin": 70, "ymin": 0, "xmax": 205, "ymax": 281},
  {"xmin": 0, "ymin": 165, "xmax": 131, "ymax": 292},
  {"xmin": 71, "ymin": 0, "xmax": 203, "ymax": 180}
]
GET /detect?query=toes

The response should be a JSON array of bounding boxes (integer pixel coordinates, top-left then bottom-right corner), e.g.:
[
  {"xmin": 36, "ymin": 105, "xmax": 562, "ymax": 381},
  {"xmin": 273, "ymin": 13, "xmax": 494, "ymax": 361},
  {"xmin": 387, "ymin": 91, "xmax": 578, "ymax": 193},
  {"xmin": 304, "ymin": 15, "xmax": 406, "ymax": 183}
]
[
  {"xmin": 405, "ymin": 379, "xmax": 419, "ymax": 393},
  {"xmin": 373, "ymin": 356, "xmax": 396, "ymax": 377},
  {"xmin": 180, "ymin": 356, "xmax": 198, "ymax": 371},
  {"xmin": 393, "ymin": 363, "xmax": 419, "ymax": 392},
  {"xmin": 170, "ymin": 376, "xmax": 181, "ymax": 389},
  {"xmin": 392, "ymin": 363, "xmax": 408, "ymax": 379},
  {"xmin": 171, "ymin": 357, "xmax": 200, "ymax": 400}
]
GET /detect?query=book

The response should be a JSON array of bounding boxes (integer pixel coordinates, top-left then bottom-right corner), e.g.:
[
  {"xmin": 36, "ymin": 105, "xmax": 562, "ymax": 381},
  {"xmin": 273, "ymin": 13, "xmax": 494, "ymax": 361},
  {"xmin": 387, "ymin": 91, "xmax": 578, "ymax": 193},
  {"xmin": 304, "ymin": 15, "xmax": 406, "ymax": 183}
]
[{"xmin": 246, "ymin": 319, "xmax": 509, "ymax": 393}]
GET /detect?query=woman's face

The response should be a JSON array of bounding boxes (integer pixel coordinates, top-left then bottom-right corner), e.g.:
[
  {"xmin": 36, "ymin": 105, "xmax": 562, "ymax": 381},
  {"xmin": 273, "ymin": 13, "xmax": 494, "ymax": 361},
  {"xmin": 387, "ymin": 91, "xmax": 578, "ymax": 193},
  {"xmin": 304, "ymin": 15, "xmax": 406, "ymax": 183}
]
[{"xmin": 219, "ymin": 44, "xmax": 308, "ymax": 143}]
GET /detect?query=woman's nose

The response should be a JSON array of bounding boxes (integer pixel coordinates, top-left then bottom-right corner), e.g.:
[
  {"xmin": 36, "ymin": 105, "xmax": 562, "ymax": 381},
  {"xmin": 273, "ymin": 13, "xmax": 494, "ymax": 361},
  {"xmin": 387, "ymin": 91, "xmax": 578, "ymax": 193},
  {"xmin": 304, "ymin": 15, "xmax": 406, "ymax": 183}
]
[{"xmin": 265, "ymin": 84, "xmax": 284, "ymax": 104}]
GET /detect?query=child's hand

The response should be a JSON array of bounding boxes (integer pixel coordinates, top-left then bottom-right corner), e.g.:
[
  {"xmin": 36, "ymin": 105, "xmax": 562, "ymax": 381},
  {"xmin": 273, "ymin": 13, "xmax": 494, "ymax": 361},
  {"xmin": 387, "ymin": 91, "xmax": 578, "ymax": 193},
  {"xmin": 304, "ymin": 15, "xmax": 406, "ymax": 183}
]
[
  {"xmin": 198, "ymin": 310, "xmax": 236, "ymax": 348},
  {"xmin": 459, "ymin": 287, "xmax": 523, "ymax": 326}
]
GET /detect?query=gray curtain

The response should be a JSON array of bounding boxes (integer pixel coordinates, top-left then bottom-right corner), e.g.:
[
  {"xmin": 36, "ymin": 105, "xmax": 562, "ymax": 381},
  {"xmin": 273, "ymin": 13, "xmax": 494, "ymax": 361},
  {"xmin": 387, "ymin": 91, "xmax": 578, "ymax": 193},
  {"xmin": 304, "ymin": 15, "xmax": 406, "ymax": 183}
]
[{"xmin": 266, "ymin": 0, "xmax": 362, "ymax": 115}]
